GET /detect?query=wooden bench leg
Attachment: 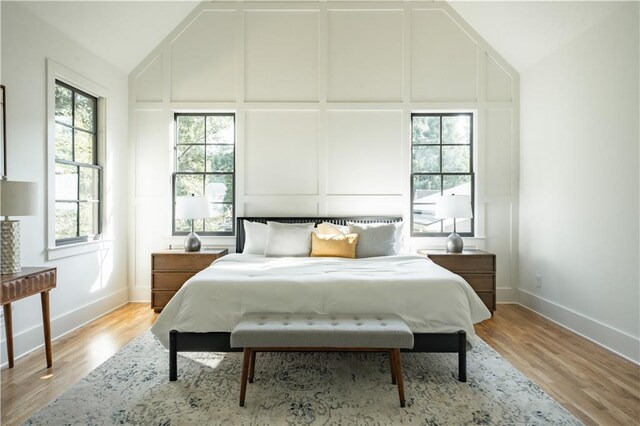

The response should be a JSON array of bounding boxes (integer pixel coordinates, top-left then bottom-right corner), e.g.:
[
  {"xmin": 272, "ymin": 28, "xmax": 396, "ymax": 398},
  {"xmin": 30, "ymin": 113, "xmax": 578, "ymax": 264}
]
[
  {"xmin": 389, "ymin": 350, "xmax": 396, "ymax": 384},
  {"xmin": 240, "ymin": 348, "xmax": 252, "ymax": 407},
  {"xmin": 392, "ymin": 348, "xmax": 406, "ymax": 407},
  {"xmin": 249, "ymin": 350, "xmax": 256, "ymax": 383}
]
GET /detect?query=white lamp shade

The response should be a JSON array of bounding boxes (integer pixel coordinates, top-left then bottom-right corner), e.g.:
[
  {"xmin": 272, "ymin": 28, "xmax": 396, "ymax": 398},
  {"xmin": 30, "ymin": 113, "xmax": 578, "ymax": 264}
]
[
  {"xmin": 175, "ymin": 196, "xmax": 212, "ymax": 220},
  {"xmin": 206, "ymin": 182, "xmax": 227, "ymax": 203},
  {"xmin": 0, "ymin": 180, "xmax": 38, "ymax": 216},
  {"xmin": 435, "ymin": 195, "xmax": 473, "ymax": 219}
]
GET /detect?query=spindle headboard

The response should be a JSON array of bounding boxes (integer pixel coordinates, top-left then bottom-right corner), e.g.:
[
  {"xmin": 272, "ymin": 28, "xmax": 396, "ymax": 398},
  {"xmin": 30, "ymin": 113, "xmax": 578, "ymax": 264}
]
[{"xmin": 235, "ymin": 216, "xmax": 402, "ymax": 253}]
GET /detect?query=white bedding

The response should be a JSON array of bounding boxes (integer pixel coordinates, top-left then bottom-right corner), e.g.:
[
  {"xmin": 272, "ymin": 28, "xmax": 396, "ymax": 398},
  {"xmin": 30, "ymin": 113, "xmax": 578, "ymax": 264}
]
[{"xmin": 151, "ymin": 254, "xmax": 491, "ymax": 348}]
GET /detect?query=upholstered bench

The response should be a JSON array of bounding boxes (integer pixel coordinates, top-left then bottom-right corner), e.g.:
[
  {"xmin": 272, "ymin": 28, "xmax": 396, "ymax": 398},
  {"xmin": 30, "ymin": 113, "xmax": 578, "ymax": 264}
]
[{"xmin": 230, "ymin": 313, "xmax": 414, "ymax": 407}]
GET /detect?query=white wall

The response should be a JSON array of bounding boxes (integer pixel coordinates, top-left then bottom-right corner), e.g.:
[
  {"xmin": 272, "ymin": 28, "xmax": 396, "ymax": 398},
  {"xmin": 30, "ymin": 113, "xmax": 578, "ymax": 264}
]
[
  {"xmin": 129, "ymin": 1, "xmax": 520, "ymax": 303},
  {"xmin": 0, "ymin": 2, "xmax": 129, "ymax": 363},
  {"xmin": 519, "ymin": 3, "xmax": 639, "ymax": 362}
]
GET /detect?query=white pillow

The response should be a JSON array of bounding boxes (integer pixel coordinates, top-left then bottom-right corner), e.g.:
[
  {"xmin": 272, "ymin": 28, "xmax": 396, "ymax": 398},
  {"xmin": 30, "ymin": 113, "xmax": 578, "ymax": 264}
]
[
  {"xmin": 315, "ymin": 222, "xmax": 349, "ymax": 235},
  {"xmin": 393, "ymin": 221, "xmax": 405, "ymax": 254},
  {"xmin": 348, "ymin": 222, "xmax": 396, "ymax": 258},
  {"xmin": 264, "ymin": 222, "xmax": 315, "ymax": 257},
  {"xmin": 242, "ymin": 220, "xmax": 268, "ymax": 255}
]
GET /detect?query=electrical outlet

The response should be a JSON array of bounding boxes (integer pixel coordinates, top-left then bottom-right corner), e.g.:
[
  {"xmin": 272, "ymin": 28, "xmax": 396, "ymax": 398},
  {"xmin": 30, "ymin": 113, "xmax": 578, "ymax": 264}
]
[{"xmin": 535, "ymin": 274, "xmax": 542, "ymax": 288}]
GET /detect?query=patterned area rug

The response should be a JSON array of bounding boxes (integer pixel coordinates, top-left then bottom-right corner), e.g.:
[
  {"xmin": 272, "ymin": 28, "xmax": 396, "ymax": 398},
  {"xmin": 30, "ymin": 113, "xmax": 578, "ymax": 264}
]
[{"xmin": 26, "ymin": 332, "xmax": 580, "ymax": 425}]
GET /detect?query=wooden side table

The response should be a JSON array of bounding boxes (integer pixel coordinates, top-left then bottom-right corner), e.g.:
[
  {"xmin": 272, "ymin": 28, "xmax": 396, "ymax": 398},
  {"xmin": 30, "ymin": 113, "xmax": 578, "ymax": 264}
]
[
  {"xmin": 151, "ymin": 249, "xmax": 228, "ymax": 312},
  {"xmin": 1, "ymin": 267, "xmax": 56, "ymax": 368},
  {"xmin": 418, "ymin": 249, "xmax": 496, "ymax": 313}
]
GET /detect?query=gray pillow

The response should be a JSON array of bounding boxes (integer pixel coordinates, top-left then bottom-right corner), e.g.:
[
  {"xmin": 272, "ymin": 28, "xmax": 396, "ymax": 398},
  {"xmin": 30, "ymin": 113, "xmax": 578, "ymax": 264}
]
[
  {"xmin": 348, "ymin": 222, "xmax": 396, "ymax": 258},
  {"xmin": 264, "ymin": 222, "xmax": 315, "ymax": 257}
]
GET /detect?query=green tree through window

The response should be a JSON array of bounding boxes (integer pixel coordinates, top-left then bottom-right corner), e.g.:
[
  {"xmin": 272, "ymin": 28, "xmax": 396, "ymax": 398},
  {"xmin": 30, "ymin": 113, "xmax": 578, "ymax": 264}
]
[
  {"xmin": 54, "ymin": 81, "xmax": 101, "ymax": 244},
  {"xmin": 411, "ymin": 113, "xmax": 474, "ymax": 236},
  {"xmin": 173, "ymin": 113, "xmax": 235, "ymax": 235}
]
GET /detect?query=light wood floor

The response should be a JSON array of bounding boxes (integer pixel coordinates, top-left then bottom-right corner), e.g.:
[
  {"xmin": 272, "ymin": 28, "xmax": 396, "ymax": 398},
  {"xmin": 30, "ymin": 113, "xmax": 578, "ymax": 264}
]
[{"xmin": 1, "ymin": 303, "xmax": 638, "ymax": 425}]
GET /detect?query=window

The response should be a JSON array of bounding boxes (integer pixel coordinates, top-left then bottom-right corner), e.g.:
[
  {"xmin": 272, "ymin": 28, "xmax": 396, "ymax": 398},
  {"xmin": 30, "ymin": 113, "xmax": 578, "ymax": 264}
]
[
  {"xmin": 54, "ymin": 81, "xmax": 101, "ymax": 245},
  {"xmin": 173, "ymin": 113, "xmax": 235, "ymax": 235},
  {"xmin": 411, "ymin": 113, "xmax": 474, "ymax": 236}
]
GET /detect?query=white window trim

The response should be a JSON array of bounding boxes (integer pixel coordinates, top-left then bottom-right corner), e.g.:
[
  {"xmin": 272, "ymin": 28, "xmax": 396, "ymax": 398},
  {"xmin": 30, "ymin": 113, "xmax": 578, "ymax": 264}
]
[{"xmin": 46, "ymin": 58, "xmax": 109, "ymax": 258}]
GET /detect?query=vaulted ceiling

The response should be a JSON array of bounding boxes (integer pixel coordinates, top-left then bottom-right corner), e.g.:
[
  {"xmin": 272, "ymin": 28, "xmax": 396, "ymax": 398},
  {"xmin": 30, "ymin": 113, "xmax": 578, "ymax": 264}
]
[
  {"xmin": 16, "ymin": 1, "xmax": 200, "ymax": 74},
  {"xmin": 10, "ymin": 1, "xmax": 628, "ymax": 74}
]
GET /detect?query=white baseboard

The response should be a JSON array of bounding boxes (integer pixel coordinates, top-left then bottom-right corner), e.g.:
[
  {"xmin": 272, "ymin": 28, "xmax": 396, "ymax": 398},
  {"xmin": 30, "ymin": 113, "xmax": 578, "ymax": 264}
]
[
  {"xmin": 129, "ymin": 286, "xmax": 151, "ymax": 302},
  {"xmin": 518, "ymin": 289, "xmax": 640, "ymax": 365},
  {"xmin": 0, "ymin": 287, "xmax": 129, "ymax": 368}
]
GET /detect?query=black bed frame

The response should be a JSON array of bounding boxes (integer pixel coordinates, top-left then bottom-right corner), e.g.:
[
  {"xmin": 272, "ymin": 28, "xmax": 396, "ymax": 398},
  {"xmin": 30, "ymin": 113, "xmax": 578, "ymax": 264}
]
[{"xmin": 169, "ymin": 216, "xmax": 467, "ymax": 383}]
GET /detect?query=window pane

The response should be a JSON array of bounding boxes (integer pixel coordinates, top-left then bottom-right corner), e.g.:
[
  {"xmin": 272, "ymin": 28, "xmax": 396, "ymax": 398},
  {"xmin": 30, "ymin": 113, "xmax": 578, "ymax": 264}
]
[
  {"xmin": 206, "ymin": 145, "xmax": 234, "ymax": 172},
  {"xmin": 79, "ymin": 202, "xmax": 98, "ymax": 237},
  {"xmin": 412, "ymin": 116, "xmax": 440, "ymax": 144},
  {"xmin": 176, "ymin": 218, "xmax": 204, "ymax": 233},
  {"xmin": 74, "ymin": 130, "xmax": 95, "ymax": 164},
  {"xmin": 413, "ymin": 175, "xmax": 441, "ymax": 203},
  {"xmin": 444, "ymin": 217, "xmax": 472, "ymax": 234},
  {"xmin": 79, "ymin": 167, "xmax": 99, "ymax": 201},
  {"xmin": 205, "ymin": 204, "xmax": 233, "ymax": 233},
  {"xmin": 442, "ymin": 146, "xmax": 470, "ymax": 173},
  {"xmin": 206, "ymin": 115, "xmax": 234, "ymax": 144},
  {"xmin": 177, "ymin": 145, "xmax": 205, "ymax": 172},
  {"xmin": 175, "ymin": 219, "xmax": 191, "ymax": 233},
  {"xmin": 55, "ymin": 124, "xmax": 72, "ymax": 161},
  {"xmin": 175, "ymin": 174, "xmax": 204, "ymax": 197},
  {"xmin": 74, "ymin": 93, "xmax": 95, "ymax": 131},
  {"xmin": 55, "ymin": 85, "xmax": 72, "ymax": 125},
  {"xmin": 55, "ymin": 202, "xmax": 77, "ymax": 239},
  {"xmin": 55, "ymin": 163, "xmax": 78, "ymax": 200},
  {"xmin": 205, "ymin": 174, "xmax": 233, "ymax": 203},
  {"xmin": 412, "ymin": 146, "xmax": 440, "ymax": 173},
  {"xmin": 443, "ymin": 174, "xmax": 471, "ymax": 196},
  {"xmin": 177, "ymin": 116, "xmax": 205, "ymax": 144},
  {"xmin": 442, "ymin": 115, "xmax": 470, "ymax": 144},
  {"xmin": 412, "ymin": 204, "xmax": 441, "ymax": 234}
]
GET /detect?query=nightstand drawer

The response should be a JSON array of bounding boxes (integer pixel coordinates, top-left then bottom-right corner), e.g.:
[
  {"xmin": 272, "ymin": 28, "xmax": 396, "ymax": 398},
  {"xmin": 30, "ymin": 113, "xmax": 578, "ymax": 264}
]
[
  {"xmin": 459, "ymin": 274, "xmax": 495, "ymax": 292},
  {"xmin": 152, "ymin": 253, "xmax": 220, "ymax": 271},
  {"xmin": 152, "ymin": 290, "xmax": 178, "ymax": 310},
  {"xmin": 428, "ymin": 255, "xmax": 494, "ymax": 273},
  {"xmin": 477, "ymin": 293, "xmax": 495, "ymax": 311},
  {"xmin": 152, "ymin": 272, "xmax": 197, "ymax": 290}
]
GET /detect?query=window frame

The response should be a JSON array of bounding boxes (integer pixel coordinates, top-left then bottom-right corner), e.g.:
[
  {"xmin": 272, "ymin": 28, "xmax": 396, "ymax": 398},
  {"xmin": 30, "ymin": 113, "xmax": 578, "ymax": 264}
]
[
  {"xmin": 172, "ymin": 112, "xmax": 236, "ymax": 237},
  {"xmin": 410, "ymin": 112, "xmax": 475, "ymax": 237},
  {"xmin": 53, "ymin": 80, "xmax": 102, "ymax": 246}
]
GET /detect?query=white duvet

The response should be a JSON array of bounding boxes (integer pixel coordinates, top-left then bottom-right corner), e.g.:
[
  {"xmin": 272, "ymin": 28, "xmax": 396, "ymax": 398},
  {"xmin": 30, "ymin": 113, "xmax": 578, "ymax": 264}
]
[{"xmin": 151, "ymin": 254, "xmax": 491, "ymax": 348}]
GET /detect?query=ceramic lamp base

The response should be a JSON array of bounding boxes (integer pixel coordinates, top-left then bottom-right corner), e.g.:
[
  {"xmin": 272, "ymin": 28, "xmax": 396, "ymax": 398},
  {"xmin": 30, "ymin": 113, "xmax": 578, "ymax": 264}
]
[
  {"xmin": 184, "ymin": 231, "xmax": 201, "ymax": 252},
  {"xmin": 445, "ymin": 232, "xmax": 464, "ymax": 253},
  {"xmin": 1, "ymin": 220, "xmax": 21, "ymax": 274}
]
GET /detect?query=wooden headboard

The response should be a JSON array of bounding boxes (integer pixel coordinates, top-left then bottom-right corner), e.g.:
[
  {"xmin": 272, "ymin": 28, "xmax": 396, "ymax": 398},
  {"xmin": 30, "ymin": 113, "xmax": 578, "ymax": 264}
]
[{"xmin": 235, "ymin": 216, "xmax": 402, "ymax": 253}]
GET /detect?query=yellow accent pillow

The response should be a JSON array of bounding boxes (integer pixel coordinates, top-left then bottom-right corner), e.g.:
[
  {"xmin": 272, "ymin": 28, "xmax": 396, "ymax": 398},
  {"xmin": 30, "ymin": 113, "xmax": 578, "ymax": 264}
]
[{"xmin": 311, "ymin": 233, "xmax": 359, "ymax": 259}]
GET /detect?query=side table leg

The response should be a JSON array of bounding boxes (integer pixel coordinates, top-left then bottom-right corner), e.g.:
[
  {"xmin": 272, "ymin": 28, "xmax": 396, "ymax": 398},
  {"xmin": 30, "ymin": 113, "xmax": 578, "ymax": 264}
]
[
  {"xmin": 41, "ymin": 291, "xmax": 53, "ymax": 368},
  {"xmin": 3, "ymin": 303, "xmax": 14, "ymax": 368}
]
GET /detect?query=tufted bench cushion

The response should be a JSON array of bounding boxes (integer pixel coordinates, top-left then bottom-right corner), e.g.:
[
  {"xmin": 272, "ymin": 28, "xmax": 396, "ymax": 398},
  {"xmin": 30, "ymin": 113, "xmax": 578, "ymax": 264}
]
[{"xmin": 230, "ymin": 313, "xmax": 414, "ymax": 349}]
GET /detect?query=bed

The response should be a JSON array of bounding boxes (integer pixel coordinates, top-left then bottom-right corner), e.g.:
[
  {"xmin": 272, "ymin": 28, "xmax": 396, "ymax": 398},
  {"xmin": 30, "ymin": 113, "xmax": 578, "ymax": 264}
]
[{"xmin": 151, "ymin": 216, "xmax": 492, "ymax": 382}]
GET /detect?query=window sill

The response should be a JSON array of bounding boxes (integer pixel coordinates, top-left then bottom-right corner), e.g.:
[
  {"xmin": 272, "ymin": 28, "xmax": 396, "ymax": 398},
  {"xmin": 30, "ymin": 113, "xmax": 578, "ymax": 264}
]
[{"xmin": 47, "ymin": 239, "xmax": 112, "ymax": 260}]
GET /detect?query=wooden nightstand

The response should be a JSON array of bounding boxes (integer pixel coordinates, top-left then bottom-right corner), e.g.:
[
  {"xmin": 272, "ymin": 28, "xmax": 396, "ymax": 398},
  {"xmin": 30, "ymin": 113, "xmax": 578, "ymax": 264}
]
[
  {"xmin": 151, "ymin": 249, "xmax": 228, "ymax": 312},
  {"xmin": 418, "ymin": 249, "xmax": 496, "ymax": 313}
]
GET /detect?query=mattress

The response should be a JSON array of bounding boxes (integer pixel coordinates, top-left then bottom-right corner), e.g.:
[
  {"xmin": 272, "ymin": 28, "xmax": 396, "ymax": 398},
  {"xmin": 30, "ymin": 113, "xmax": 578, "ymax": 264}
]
[{"xmin": 151, "ymin": 253, "xmax": 492, "ymax": 348}]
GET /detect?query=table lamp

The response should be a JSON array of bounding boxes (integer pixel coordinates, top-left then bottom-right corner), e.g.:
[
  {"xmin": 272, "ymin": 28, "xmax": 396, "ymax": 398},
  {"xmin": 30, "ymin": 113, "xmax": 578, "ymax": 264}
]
[
  {"xmin": 435, "ymin": 195, "xmax": 473, "ymax": 253},
  {"xmin": 175, "ymin": 194, "xmax": 212, "ymax": 252},
  {"xmin": 1, "ymin": 180, "xmax": 38, "ymax": 274}
]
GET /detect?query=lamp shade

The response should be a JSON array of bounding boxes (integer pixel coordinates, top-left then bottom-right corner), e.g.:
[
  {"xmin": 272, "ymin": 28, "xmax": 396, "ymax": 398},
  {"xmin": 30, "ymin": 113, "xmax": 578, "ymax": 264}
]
[
  {"xmin": 175, "ymin": 195, "xmax": 212, "ymax": 220},
  {"xmin": 435, "ymin": 195, "xmax": 473, "ymax": 219},
  {"xmin": 0, "ymin": 180, "xmax": 37, "ymax": 216}
]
